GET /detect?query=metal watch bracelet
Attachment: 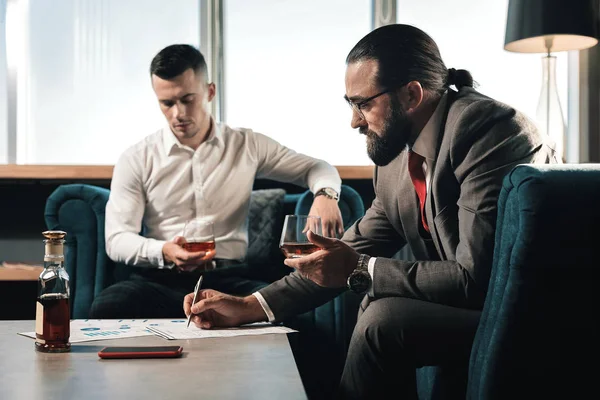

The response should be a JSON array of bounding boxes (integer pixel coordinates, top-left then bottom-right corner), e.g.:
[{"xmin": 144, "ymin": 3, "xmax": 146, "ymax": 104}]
[{"xmin": 357, "ymin": 253, "xmax": 370, "ymax": 272}]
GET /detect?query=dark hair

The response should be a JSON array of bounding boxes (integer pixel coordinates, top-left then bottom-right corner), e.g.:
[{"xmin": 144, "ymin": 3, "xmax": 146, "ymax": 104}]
[
  {"xmin": 150, "ymin": 44, "xmax": 208, "ymax": 80},
  {"xmin": 346, "ymin": 24, "xmax": 474, "ymax": 94}
]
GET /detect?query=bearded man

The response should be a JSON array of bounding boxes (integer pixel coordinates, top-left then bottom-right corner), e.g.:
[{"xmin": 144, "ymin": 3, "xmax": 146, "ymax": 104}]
[{"xmin": 182, "ymin": 24, "xmax": 558, "ymax": 399}]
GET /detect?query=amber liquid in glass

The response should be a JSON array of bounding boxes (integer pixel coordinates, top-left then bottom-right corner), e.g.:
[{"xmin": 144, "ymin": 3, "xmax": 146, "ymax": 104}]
[
  {"xmin": 280, "ymin": 243, "xmax": 321, "ymax": 258},
  {"xmin": 35, "ymin": 293, "xmax": 71, "ymax": 353},
  {"xmin": 182, "ymin": 241, "xmax": 216, "ymax": 260}
]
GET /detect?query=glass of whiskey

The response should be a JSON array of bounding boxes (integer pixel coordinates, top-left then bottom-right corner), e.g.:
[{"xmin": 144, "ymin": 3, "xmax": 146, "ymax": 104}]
[{"xmin": 279, "ymin": 215, "xmax": 323, "ymax": 259}]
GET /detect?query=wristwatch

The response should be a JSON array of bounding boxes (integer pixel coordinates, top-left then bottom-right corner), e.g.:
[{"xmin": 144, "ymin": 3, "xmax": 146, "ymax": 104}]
[
  {"xmin": 314, "ymin": 187, "xmax": 339, "ymax": 202},
  {"xmin": 347, "ymin": 253, "xmax": 372, "ymax": 295}
]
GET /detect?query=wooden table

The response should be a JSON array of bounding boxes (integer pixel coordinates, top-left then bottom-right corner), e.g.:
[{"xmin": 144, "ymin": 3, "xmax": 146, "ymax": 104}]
[{"xmin": 0, "ymin": 320, "xmax": 307, "ymax": 400}]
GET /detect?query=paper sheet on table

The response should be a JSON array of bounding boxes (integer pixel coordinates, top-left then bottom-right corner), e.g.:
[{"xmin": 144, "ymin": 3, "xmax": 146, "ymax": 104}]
[
  {"xmin": 18, "ymin": 319, "xmax": 168, "ymax": 343},
  {"xmin": 146, "ymin": 322, "xmax": 297, "ymax": 340}
]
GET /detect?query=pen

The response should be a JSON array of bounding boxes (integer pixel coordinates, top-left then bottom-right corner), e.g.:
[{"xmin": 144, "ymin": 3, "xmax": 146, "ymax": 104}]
[{"xmin": 186, "ymin": 275, "xmax": 203, "ymax": 328}]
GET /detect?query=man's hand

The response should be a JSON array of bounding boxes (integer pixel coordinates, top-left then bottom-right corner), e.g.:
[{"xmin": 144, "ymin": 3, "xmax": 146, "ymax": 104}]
[
  {"xmin": 183, "ymin": 289, "xmax": 267, "ymax": 329},
  {"xmin": 309, "ymin": 195, "xmax": 344, "ymax": 238},
  {"xmin": 163, "ymin": 236, "xmax": 215, "ymax": 272},
  {"xmin": 284, "ymin": 230, "xmax": 359, "ymax": 287}
]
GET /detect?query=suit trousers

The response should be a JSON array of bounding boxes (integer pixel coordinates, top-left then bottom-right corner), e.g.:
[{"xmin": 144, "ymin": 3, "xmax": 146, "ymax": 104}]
[
  {"xmin": 89, "ymin": 261, "xmax": 269, "ymax": 319},
  {"xmin": 338, "ymin": 297, "xmax": 481, "ymax": 400}
]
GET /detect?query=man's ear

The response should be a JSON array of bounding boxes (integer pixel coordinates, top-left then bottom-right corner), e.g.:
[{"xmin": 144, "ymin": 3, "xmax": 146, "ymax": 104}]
[
  {"xmin": 404, "ymin": 81, "xmax": 424, "ymax": 112},
  {"xmin": 207, "ymin": 83, "xmax": 216, "ymax": 102}
]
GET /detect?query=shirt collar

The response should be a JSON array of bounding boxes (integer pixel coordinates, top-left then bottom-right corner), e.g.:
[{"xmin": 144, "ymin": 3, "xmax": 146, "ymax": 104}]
[
  {"xmin": 411, "ymin": 92, "xmax": 448, "ymax": 161},
  {"xmin": 162, "ymin": 116, "xmax": 223, "ymax": 156}
]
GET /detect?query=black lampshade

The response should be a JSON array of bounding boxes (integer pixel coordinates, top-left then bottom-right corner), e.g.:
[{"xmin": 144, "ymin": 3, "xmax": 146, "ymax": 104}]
[{"xmin": 505, "ymin": 0, "xmax": 599, "ymax": 53}]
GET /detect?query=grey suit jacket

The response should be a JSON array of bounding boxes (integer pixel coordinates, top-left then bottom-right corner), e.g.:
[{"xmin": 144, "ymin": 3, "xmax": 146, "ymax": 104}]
[{"xmin": 260, "ymin": 88, "xmax": 558, "ymax": 322}]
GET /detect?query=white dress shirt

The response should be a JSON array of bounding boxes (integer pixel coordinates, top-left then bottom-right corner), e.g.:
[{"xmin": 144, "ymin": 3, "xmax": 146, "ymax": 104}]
[
  {"xmin": 254, "ymin": 94, "xmax": 448, "ymax": 321},
  {"xmin": 105, "ymin": 118, "xmax": 341, "ymax": 267}
]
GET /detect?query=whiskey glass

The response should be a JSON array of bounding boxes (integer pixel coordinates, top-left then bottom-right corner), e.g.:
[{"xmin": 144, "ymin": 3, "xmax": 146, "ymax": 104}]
[
  {"xmin": 182, "ymin": 218, "xmax": 216, "ymax": 261},
  {"xmin": 279, "ymin": 215, "xmax": 322, "ymax": 259}
]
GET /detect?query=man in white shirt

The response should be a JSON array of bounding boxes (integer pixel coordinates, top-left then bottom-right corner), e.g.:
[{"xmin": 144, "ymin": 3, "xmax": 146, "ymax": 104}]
[{"xmin": 89, "ymin": 44, "xmax": 343, "ymax": 319}]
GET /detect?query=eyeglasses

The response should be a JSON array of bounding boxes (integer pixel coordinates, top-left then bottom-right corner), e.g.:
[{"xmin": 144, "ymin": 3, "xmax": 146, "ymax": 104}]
[{"xmin": 345, "ymin": 89, "xmax": 393, "ymax": 120}]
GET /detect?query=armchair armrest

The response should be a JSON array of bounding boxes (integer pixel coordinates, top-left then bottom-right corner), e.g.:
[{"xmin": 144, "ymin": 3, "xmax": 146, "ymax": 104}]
[
  {"xmin": 468, "ymin": 165, "xmax": 600, "ymax": 399},
  {"xmin": 295, "ymin": 184, "xmax": 365, "ymax": 231},
  {"xmin": 44, "ymin": 184, "xmax": 115, "ymax": 318}
]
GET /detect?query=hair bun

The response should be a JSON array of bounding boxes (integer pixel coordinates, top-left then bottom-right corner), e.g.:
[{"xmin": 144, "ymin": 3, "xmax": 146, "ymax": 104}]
[
  {"xmin": 447, "ymin": 68, "xmax": 457, "ymax": 85},
  {"xmin": 447, "ymin": 68, "xmax": 474, "ymax": 89}
]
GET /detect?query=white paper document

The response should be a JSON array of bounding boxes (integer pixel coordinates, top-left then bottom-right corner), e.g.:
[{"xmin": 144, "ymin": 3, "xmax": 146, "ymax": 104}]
[
  {"xmin": 147, "ymin": 322, "xmax": 297, "ymax": 340},
  {"xmin": 18, "ymin": 319, "xmax": 162, "ymax": 343},
  {"xmin": 19, "ymin": 319, "xmax": 296, "ymax": 342}
]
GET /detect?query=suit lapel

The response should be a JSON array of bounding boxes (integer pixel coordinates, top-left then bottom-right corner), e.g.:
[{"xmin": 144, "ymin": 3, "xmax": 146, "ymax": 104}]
[{"xmin": 426, "ymin": 90, "xmax": 456, "ymax": 260}]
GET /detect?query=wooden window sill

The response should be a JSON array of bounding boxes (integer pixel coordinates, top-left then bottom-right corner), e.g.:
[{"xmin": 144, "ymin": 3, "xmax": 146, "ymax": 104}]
[{"xmin": 0, "ymin": 164, "xmax": 374, "ymax": 180}]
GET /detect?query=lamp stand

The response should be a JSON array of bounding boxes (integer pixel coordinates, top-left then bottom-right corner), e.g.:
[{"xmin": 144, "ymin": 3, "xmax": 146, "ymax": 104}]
[{"xmin": 536, "ymin": 50, "xmax": 566, "ymax": 162}]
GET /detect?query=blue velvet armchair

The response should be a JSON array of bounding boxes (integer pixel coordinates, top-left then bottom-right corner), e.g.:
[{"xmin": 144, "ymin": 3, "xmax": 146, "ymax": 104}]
[{"xmin": 467, "ymin": 164, "xmax": 600, "ymax": 399}]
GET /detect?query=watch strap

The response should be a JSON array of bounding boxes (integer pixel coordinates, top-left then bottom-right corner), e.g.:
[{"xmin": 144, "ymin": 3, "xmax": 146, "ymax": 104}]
[
  {"xmin": 347, "ymin": 253, "xmax": 372, "ymax": 293},
  {"xmin": 357, "ymin": 253, "xmax": 370, "ymax": 272},
  {"xmin": 314, "ymin": 187, "xmax": 339, "ymax": 201}
]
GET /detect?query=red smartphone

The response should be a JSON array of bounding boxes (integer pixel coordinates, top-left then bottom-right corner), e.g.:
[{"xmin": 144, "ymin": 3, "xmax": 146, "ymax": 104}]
[{"xmin": 98, "ymin": 346, "xmax": 183, "ymax": 359}]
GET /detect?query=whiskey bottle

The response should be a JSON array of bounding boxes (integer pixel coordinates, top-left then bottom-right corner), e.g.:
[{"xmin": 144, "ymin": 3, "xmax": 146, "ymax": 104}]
[{"xmin": 35, "ymin": 230, "xmax": 71, "ymax": 353}]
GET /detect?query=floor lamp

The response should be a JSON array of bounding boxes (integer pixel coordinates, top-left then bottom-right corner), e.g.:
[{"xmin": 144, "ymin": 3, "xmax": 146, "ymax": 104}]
[{"xmin": 504, "ymin": 0, "xmax": 598, "ymax": 162}]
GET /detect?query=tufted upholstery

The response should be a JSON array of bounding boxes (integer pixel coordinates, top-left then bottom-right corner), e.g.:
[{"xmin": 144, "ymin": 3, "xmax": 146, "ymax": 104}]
[{"xmin": 246, "ymin": 188, "xmax": 286, "ymax": 266}]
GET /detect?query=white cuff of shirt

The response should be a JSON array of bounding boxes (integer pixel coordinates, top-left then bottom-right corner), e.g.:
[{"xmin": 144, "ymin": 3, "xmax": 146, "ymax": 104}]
[
  {"xmin": 310, "ymin": 179, "xmax": 342, "ymax": 196},
  {"xmin": 367, "ymin": 256, "xmax": 377, "ymax": 297},
  {"xmin": 147, "ymin": 239, "xmax": 167, "ymax": 268},
  {"xmin": 252, "ymin": 291, "xmax": 276, "ymax": 323},
  {"xmin": 252, "ymin": 257, "xmax": 377, "ymax": 321}
]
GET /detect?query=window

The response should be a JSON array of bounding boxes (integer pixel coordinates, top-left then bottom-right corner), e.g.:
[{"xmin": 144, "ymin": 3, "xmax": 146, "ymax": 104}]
[
  {"xmin": 396, "ymin": 0, "xmax": 568, "ymax": 126},
  {"xmin": 4, "ymin": 0, "xmax": 570, "ymax": 166},
  {"xmin": 0, "ymin": 0, "xmax": 8, "ymax": 163},
  {"xmin": 8, "ymin": 0, "xmax": 200, "ymax": 164},
  {"xmin": 224, "ymin": 0, "xmax": 373, "ymax": 166}
]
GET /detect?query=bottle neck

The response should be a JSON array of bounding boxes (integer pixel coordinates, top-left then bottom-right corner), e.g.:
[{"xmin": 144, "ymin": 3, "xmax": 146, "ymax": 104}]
[{"xmin": 43, "ymin": 257, "xmax": 64, "ymax": 269}]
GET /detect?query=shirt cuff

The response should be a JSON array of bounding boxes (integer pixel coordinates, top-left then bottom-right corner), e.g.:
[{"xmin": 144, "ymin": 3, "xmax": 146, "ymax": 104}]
[
  {"xmin": 147, "ymin": 239, "xmax": 167, "ymax": 268},
  {"xmin": 252, "ymin": 291, "xmax": 276, "ymax": 323},
  {"xmin": 367, "ymin": 257, "xmax": 377, "ymax": 297},
  {"xmin": 310, "ymin": 179, "xmax": 342, "ymax": 196}
]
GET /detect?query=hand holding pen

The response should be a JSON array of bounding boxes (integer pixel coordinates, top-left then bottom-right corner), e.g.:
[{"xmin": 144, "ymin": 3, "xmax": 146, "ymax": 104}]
[{"xmin": 186, "ymin": 275, "xmax": 203, "ymax": 328}]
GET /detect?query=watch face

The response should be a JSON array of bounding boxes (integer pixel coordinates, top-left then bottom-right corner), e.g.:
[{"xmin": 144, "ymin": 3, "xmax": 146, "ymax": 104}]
[
  {"xmin": 349, "ymin": 270, "xmax": 371, "ymax": 294},
  {"xmin": 324, "ymin": 188, "xmax": 339, "ymax": 200}
]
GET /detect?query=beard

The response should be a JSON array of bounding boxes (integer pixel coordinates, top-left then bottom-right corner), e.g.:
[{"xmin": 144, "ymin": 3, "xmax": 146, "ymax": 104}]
[{"xmin": 363, "ymin": 98, "xmax": 413, "ymax": 166}]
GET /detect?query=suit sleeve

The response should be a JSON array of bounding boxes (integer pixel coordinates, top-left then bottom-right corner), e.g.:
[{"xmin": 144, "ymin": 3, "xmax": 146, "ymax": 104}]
[
  {"xmin": 372, "ymin": 102, "xmax": 553, "ymax": 309},
  {"xmin": 258, "ymin": 168, "xmax": 407, "ymax": 322}
]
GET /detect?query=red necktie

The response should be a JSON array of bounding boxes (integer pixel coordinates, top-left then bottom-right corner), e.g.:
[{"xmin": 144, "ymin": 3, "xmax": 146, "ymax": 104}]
[{"xmin": 408, "ymin": 150, "xmax": 429, "ymax": 232}]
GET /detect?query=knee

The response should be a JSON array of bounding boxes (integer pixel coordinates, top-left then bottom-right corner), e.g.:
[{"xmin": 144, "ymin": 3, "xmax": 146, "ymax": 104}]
[
  {"xmin": 351, "ymin": 298, "xmax": 416, "ymax": 354},
  {"xmin": 88, "ymin": 297, "xmax": 112, "ymax": 319},
  {"xmin": 352, "ymin": 307, "xmax": 397, "ymax": 355},
  {"xmin": 87, "ymin": 283, "xmax": 138, "ymax": 319}
]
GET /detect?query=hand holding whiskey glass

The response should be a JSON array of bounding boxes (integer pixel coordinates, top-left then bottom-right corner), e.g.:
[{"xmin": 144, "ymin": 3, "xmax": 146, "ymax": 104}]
[
  {"xmin": 279, "ymin": 215, "xmax": 323, "ymax": 258},
  {"xmin": 181, "ymin": 218, "xmax": 216, "ymax": 264}
]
